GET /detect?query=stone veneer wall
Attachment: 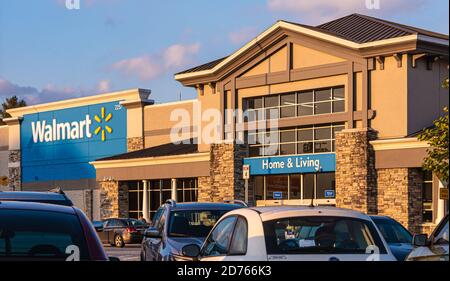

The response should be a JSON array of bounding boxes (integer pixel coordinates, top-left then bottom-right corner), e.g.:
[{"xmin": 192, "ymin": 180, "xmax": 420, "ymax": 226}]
[
  {"xmin": 335, "ymin": 129, "xmax": 377, "ymax": 214},
  {"xmin": 99, "ymin": 180, "xmax": 129, "ymax": 219},
  {"xmin": 198, "ymin": 143, "xmax": 248, "ymax": 202},
  {"xmin": 377, "ymin": 168, "xmax": 423, "ymax": 234},
  {"xmin": 8, "ymin": 150, "xmax": 21, "ymax": 191},
  {"xmin": 127, "ymin": 137, "xmax": 144, "ymax": 152}
]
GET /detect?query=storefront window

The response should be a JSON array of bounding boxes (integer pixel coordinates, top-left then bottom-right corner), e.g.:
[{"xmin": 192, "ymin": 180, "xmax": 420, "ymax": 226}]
[
  {"xmin": 248, "ymin": 123, "xmax": 344, "ymax": 157},
  {"xmin": 422, "ymin": 171, "xmax": 433, "ymax": 223},
  {"xmin": 303, "ymin": 174, "xmax": 314, "ymax": 200},
  {"xmin": 254, "ymin": 176, "xmax": 264, "ymax": 201},
  {"xmin": 316, "ymin": 173, "xmax": 336, "ymax": 199},
  {"xmin": 253, "ymin": 173, "xmax": 336, "ymax": 205},
  {"xmin": 290, "ymin": 175, "xmax": 301, "ymax": 199},
  {"xmin": 266, "ymin": 175, "xmax": 289, "ymax": 200},
  {"xmin": 280, "ymin": 93, "xmax": 296, "ymax": 118},
  {"xmin": 244, "ymin": 86, "xmax": 345, "ymax": 121}
]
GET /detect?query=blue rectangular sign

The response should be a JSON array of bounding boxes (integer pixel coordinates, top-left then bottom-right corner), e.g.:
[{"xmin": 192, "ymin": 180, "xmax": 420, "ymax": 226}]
[
  {"xmin": 273, "ymin": 191, "xmax": 283, "ymax": 200},
  {"xmin": 243, "ymin": 153, "xmax": 336, "ymax": 175},
  {"xmin": 20, "ymin": 101, "xmax": 127, "ymax": 183},
  {"xmin": 324, "ymin": 190, "xmax": 335, "ymax": 198}
]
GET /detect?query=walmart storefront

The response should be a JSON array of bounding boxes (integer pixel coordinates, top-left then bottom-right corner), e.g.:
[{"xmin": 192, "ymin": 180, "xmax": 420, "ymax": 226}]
[
  {"xmin": 244, "ymin": 153, "xmax": 337, "ymax": 206},
  {"xmin": 3, "ymin": 89, "xmax": 151, "ymax": 220}
]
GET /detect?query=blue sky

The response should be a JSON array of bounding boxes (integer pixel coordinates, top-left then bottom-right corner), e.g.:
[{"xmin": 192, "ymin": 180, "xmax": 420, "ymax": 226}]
[{"xmin": 0, "ymin": 0, "xmax": 448, "ymax": 105}]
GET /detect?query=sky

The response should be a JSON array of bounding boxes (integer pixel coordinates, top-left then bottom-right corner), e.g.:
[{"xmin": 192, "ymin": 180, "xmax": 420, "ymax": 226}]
[{"xmin": 0, "ymin": 0, "xmax": 448, "ymax": 105}]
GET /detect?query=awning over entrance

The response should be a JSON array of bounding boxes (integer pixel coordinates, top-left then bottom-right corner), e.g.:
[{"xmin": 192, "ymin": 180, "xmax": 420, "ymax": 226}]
[{"xmin": 90, "ymin": 141, "xmax": 210, "ymax": 181}]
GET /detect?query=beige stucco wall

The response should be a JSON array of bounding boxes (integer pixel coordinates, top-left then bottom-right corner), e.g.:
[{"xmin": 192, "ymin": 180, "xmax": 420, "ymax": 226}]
[
  {"xmin": 0, "ymin": 126, "xmax": 8, "ymax": 191},
  {"xmin": 197, "ymin": 84, "xmax": 222, "ymax": 152},
  {"xmin": 242, "ymin": 46, "xmax": 288, "ymax": 77},
  {"xmin": 144, "ymin": 100, "xmax": 196, "ymax": 149},
  {"xmin": 292, "ymin": 44, "xmax": 346, "ymax": 69},
  {"xmin": 370, "ymin": 55, "xmax": 409, "ymax": 138},
  {"xmin": 407, "ymin": 58, "xmax": 449, "ymax": 135}
]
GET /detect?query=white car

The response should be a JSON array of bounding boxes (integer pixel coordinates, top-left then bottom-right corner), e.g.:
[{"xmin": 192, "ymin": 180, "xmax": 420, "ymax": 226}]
[
  {"xmin": 406, "ymin": 214, "xmax": 449, "ymax": 261},
  {"xmin": 178, "ymin": 206, "xmax": 396, "ymax": 261}
]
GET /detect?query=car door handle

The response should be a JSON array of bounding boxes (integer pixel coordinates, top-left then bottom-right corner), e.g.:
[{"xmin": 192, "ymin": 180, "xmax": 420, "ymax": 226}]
[{"xmin": 329, "ymin": 257, "xmax": 340, "ymax": 261}]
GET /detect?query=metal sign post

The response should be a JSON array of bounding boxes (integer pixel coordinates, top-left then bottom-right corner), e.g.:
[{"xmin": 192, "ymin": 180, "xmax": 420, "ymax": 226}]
[{"xmin": 243, "ymin": 165, "xmax": 250, "ymax": 204}]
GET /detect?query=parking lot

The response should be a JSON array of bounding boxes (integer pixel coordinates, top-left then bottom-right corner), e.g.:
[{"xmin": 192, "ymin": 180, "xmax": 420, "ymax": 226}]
[{"xmin": 104, "ymin": 245, "xmax": 141, "ymax": 261}]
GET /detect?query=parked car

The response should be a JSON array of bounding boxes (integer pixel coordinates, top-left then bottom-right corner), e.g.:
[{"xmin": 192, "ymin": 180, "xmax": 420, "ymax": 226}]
[
  {"xmin": 0, "ymin": 200, "xmax": 109, "ymax": 261},
  {"xmin": 140, "ymin": 200, "xmax": 246, "ymax": 261},
  {"xmin": 178, "ymin": 206, "xmax": 396, "ymax": 261},
  {"xmin": 97, "ymin": 218, "xmax": 148, "ymax": 247},
  {"xmin": 371, "ymin": 215, "xmax": 413, "ymax": 261},
  {"xmin": 0, "ymin": 188, "xmax": 73, "ymax": 206},
  {"xmin": 406, "ymin": 214, "xmax": 449, "ymax": 261}
]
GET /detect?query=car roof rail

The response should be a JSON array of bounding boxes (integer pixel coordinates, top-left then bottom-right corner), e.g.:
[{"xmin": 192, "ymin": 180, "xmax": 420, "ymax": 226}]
[
  {"xmin": 165, "ymin": 199, "xmax": 176, "ymax": 207},
  {"xmin": 224, "ymin": 200, "xmax": 248, "ymax": 207}
]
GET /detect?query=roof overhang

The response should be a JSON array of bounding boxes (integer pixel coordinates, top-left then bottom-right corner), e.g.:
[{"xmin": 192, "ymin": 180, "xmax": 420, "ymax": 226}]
[
  {"xmin": 90, "ymin": 152, "xmax": 210, "ymax": 170},
  {"xmin": 175, "ymin": 21, "xmax": 449, "ymax": 83},
  {"xmin": 7, "ymin": 88, "xmax": 151, "ymax": 117}
]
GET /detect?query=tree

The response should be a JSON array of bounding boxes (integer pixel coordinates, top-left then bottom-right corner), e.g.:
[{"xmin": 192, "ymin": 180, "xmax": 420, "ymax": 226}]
[
  {"xmin": 417, "ymin": 78, "xmax": 449, "ymax": 184},
  {"xmin": 0, "ymin": 96, "xmax": 27, "ymax": 125}
]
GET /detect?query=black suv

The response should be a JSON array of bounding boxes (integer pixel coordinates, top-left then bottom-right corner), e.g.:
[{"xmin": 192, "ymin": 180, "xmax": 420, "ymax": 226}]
[
  {"xmin": 140, "ymin": 200, "xmax": 246, "ymax": 261},
  {"xmin": 0, "ymin": 188, "xmax": 73, "ymax": 206}
]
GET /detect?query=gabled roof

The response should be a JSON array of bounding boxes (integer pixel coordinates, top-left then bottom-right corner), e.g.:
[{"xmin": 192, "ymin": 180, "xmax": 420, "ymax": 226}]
[
  {"xmin": 315, "ymin": 14, "xmax": 448, "ymax": 43},
  {"xmin": 95, "ymin": 140, "xmax": 198, "ymax": 161},
  {"xmin": 175, "ymin": 13, "xmax": 448, "ymax": 81}
]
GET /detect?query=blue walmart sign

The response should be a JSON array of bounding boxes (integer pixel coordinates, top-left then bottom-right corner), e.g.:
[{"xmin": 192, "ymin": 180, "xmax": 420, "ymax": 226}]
[
  {"xmin": 21, "ymin": 101, "xmax": 127, "ymax": 183},
  {"xmin": 243, "ymin": 153, "xmax": 336, "ymax": 175}
]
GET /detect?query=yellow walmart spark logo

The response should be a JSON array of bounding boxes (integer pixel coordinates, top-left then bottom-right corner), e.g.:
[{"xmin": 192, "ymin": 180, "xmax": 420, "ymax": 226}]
[{"xmin": 94, "ymin": 107, "xmax": 113, "ymax": 141}]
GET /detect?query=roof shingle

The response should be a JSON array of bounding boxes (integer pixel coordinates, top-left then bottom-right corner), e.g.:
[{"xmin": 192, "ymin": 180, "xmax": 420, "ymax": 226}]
[{"xmin": 96, "ymin": 140, "xmax": 198, "ymax": 161}]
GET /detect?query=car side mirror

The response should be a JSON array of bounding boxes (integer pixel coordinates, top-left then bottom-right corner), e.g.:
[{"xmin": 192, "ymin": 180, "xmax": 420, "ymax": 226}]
[
  {"xmin": 144, "ymin": 227, "xmax": 161, "ymax": 238},
  {"xmin": 182, "ymin": 244, "xmax": 201, "ymax": 258},
  {"xmin": 412, "ymin": 234, "xmax": 429, "ymax": 247}
]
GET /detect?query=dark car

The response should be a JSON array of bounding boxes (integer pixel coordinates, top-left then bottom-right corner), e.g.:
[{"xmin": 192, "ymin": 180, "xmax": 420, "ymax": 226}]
[
  {"xmin": 0, "ymin": 200, "xmax": 109, "ymax": 261},
  {"xmin": 97, "ymin": 218, "xmax": 148, "ymax": 247},
  {"xmin": 371, "ymin": 215, "xmax": 413, "ymax": 261},
  {"xmin": 140, "ymin": 200, "xmax": 246, "ymax": 261},
  {"xmin": 0, "ymin": 188, "xmax": 73, "ymax": 206}
]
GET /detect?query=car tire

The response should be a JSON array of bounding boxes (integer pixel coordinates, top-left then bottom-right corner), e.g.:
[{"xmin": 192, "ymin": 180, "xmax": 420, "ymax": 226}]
[{"xmin": 114, "ymin": 234, "xmax": 125, "ymax": 248}]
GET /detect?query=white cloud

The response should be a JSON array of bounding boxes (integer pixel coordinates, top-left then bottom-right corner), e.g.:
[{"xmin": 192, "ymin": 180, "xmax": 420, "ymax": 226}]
[
  {"xmin": 163, "ymin": 43, "xmax": 201, "ymax": 69},
  {"xmin": 96, "ymin": 79, "xmax": 111, "ymax": 93},
  {"xmin": 229, "ymin": 27, "xmax": 258, "ymax": 45},
  {"xmin": 0, "ymin": 77, "xmax": 113, "ymax": 105},
  {"xmin": 111, "ymin": 43, "xmax": 201, "ymax": 81},
  {"xmin": 267, "ymin": 0, "xmax": 430, "ymax": 24},
  {"xmin": 112, "ymin": 55, "xmax": 162, "ymax": 81}
]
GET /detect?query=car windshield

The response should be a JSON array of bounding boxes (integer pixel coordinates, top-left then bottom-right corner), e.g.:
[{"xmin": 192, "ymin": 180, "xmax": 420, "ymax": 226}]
[
  {"xmin": 168, "ymin": 210, "xmax": 229, "ymax": 238},
  {"xmin": 263, "ymin": 216, "xmax": 386, "ymax": 254},
  {"xmin": 434, "ymin": 219, "xmax": 449, "ymax": 245},
  {"xmin": 0, "ymin": 209, "xmax": 89, "ymax": 261},
  {"xmin": 372, "ymin": 218, "xmax": 412, "ymax": 244}
]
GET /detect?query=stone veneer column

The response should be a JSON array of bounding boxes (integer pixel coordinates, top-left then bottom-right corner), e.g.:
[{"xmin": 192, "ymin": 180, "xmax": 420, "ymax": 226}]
[
  {"xmin": 335, "ymin": 128, "xmax": 377, "ymax": 214},
  {"xmin": 377, "ymin": 168, "xmax": 423, "ymax": 234},
  {"xmin": 198, "ymin": 142, "xmax": 248, "ymax": 202},
  {"xmin": 8, "ymin": 150, "xmax": 21, "ymax": 191},
  {"xmin": 127, "ymin": 137, "xmax": 144, "ymax": 152},
  {"xmin": 99, "ymin": 181, "xmax": 129, "ymax": 219}
]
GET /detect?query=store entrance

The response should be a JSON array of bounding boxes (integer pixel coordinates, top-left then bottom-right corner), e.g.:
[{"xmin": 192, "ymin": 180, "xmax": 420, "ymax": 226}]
[
  {"xmin": 252, "ymin": 172, "xmax": 336, "ymax": 206},
  {"xmin": 126, "ymin": 178, "xmax": 198, "ymax": 220}
]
